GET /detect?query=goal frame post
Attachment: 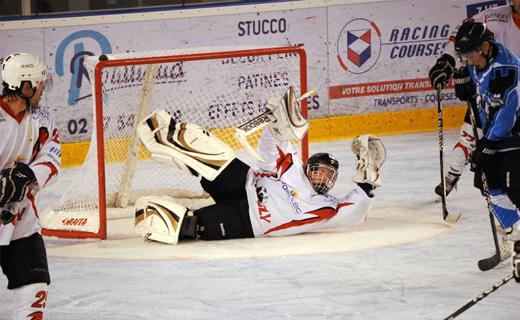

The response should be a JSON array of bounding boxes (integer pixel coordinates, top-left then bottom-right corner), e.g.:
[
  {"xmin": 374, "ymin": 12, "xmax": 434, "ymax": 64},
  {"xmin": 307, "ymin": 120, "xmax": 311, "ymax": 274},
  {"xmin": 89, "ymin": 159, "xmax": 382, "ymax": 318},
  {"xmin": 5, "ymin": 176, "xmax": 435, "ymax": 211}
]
[{"xmin": 42, "ymin": 45, "xmax": 309, "ymax": 240}]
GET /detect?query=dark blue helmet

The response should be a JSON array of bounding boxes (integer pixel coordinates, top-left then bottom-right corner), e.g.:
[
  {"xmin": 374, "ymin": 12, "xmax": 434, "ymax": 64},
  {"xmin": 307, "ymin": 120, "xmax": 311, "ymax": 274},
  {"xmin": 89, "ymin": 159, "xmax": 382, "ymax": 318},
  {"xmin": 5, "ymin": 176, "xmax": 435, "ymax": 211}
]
[{"xmin": 454, "ymin": 21, "xmax": 493, "ymax": 55}]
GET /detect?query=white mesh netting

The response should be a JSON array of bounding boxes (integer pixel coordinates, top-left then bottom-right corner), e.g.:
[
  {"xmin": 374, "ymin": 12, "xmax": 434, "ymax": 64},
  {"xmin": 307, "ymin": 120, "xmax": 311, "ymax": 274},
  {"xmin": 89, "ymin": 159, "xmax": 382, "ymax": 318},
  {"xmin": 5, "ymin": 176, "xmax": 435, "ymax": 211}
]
[{"xmin": 41, "ymin": 46, "xmax": 307, "ymax": 238}]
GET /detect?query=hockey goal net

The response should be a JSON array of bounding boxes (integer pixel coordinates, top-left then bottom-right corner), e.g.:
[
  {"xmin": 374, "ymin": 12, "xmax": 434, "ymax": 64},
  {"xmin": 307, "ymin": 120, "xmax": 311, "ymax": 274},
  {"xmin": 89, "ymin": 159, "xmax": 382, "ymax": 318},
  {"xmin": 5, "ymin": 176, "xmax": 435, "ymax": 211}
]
[{"xmin": 41, "ymin": 46, "xmax": 309, "ymax": 239}]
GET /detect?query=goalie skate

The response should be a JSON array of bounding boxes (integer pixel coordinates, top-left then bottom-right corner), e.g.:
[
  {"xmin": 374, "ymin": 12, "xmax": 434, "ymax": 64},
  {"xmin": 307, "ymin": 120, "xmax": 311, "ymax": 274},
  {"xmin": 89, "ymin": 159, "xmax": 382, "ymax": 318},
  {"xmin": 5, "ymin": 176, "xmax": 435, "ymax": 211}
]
[
  {"xmin": 351, "ymin": 134, "xmax": 386, "ymax": 187},
  {"xmin": 137, "ymin": 109, "xmax": 235, "ymax": 181}
]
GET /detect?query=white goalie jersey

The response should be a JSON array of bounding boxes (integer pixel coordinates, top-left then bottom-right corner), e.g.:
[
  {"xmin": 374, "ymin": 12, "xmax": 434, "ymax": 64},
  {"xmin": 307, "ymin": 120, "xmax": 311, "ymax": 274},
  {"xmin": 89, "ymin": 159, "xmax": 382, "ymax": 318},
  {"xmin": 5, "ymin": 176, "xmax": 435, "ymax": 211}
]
[
  {"xmin": 245, "ymin": 131, "xmax": 374, "ymax": 237},
  {"xmin": 0, "ymin": 103, "xmax": 61, "ymax": 245}
]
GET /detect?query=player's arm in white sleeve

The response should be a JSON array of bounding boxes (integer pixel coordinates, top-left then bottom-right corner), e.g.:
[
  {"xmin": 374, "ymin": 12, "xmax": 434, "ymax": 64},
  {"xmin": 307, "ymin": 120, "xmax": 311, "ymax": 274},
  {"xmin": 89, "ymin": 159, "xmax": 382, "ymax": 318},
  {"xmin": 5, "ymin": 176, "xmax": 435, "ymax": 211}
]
[
  {"xmin": 318, "ymin": 185, "xmax": 374, "ymax": 229},
  {"xmin": 29, "ymin": 113, "xmax": 61, "ymax": 189},
  {"xmin": 255, "ymin": 129, "xmax": 294, "ymax": 173}
]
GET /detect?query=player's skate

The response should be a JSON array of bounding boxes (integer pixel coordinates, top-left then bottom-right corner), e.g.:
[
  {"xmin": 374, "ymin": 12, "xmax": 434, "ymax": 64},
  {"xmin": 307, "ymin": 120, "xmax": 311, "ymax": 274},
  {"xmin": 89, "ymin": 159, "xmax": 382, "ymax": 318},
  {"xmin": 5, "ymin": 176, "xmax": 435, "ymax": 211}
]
[
  {"xmin": 351, "ymin": 134, "xmax": 386, "ymax": 187},
  {"xmin": 482, "ymin": 228, "xmax": 520, "ymax": 269},
  {"xmin": 137, "ymin": 109, "xmax": 235, "ymax": 181},
  {"xmin": 434, "ymin": 172, "xmax": 460, "ymax": 197},
  {"xmin": 134, "ymin": 195, "xmax": 189, "ymax": 245}
]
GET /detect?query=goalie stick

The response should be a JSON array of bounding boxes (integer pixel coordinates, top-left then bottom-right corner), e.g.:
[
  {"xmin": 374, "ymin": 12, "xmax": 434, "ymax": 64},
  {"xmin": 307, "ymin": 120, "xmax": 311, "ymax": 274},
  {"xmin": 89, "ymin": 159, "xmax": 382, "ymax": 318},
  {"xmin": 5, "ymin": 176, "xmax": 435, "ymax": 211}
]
[
  {"xmin": 234, "ymin": 88, "xmax": 316, "ymax": 162},
  {"xmin": 443, "ymin": 274, "xmax": 513, "ymax": 319},
  {"xmin": 436, "ymin": 87, "xmax": 462, "ymax": 224},
  {"xmin": 466, "ymin": 99, "xmax": 502, "ymax": 271}
]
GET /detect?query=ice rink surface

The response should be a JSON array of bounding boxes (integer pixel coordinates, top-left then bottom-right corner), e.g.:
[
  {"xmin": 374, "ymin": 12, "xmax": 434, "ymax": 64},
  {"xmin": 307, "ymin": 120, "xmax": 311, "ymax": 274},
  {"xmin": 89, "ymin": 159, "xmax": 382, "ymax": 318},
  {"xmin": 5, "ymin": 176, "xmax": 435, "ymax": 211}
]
[{"xmin": 1, "ymin": 130, "xmax": 519, "ymax": 319}]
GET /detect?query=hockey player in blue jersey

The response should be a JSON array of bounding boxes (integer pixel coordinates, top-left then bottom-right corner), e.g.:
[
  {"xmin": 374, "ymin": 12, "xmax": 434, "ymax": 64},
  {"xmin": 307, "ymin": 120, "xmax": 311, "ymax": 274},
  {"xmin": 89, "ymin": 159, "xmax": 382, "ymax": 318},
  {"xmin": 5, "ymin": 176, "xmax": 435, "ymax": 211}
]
[{"xmin": 453, "ymin": 21, "xmax": 520, "ymax": 265}]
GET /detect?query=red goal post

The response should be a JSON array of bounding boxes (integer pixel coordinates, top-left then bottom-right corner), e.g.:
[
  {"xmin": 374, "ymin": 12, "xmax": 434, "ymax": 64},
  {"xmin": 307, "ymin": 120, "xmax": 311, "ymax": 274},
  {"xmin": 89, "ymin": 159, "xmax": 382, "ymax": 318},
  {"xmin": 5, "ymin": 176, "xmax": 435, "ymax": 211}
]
[{"xmin": 42, "ymin": 45, "xmax": 309, "ymax": 239}]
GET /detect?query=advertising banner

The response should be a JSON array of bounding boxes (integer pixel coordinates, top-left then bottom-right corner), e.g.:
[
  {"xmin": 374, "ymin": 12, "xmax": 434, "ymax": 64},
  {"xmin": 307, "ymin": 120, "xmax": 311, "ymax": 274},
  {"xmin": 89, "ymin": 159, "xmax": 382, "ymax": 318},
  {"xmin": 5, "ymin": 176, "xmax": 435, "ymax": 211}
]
[
  {"xmin": 0, "ymin": 0, "xmax": 509, "ymax": 142},
  {"xmin": 327, "ymin": 0, "xmax": 506, "ymax": 115}
]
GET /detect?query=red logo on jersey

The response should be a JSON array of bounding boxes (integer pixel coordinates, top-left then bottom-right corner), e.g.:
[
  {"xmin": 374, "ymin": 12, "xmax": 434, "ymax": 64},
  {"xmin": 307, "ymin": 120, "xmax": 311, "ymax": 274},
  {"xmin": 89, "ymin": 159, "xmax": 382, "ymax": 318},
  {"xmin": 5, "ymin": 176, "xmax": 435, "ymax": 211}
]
[
  {"xmin": 257, "ymin": 200, "xmax": 271, "ymax": 223},
  {"xmin": 275, "ymin": 146, "xmax": 293, "ymax": 177}
]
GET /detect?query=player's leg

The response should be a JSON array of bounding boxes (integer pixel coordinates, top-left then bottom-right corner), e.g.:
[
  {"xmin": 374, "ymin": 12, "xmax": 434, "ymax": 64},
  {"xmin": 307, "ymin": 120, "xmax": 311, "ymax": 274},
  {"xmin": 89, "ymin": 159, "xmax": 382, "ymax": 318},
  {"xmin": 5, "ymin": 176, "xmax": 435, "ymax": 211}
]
[
  {"xmin": 501, "ymin": 150, "xmax": 520, "ymax": 250},
  {"xmin": 193, "ymin": 198, "xmax": 254, "ymax": 240},
  {"xmin": 134, "ymin": 195, "xmax": 254, "ymax": 243},
  {"xmin": 503, "ymin": 150, "xmax": 520, "ymax": 211},
  {"xmin": 137, "ymin": 109, "xmax": 236, "ymax": 181},
  {"xmin": 476, "ymin": 152, "xmax": 520, "ymax": 262},
  {"xmin": 435, "ymin": 108, "xmax": 476, "ymax": 196},
  {"xmin": 200, "ymin": 158, "xmax": 250, "ymax": 203},
  {"xmin": 1, "ymin": 233, "xmax": 50, "ymax": 319}
]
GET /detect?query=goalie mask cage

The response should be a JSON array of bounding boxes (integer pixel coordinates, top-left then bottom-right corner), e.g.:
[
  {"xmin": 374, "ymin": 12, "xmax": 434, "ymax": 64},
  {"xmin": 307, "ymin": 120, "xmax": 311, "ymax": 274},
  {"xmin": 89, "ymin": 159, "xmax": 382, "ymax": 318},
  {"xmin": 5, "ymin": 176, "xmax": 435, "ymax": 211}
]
[{"xmin": 42, "ymin": 46, "xmax": 309, "ymax": 239}]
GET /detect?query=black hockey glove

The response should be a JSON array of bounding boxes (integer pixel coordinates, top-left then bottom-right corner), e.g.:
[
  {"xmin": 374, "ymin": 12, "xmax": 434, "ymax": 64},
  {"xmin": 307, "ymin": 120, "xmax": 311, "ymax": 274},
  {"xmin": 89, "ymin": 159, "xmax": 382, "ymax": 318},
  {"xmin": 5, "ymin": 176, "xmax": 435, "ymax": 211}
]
[
  {"xmin": 429, "ymin": 54, "xmax": 456, "ymax": 90},
  {"xmin": 470, "ymin": 138, "xmax": 497, "ymax": 170},
  {"xmin": 0, "ymin": 162, "xmax": 37, "ymax": 207},
  {"xmin": 514, "ymin": 241, "xmax": 520, "ymax": 283},
  {"xmin": 453, "ymin": 66, "xmax": 476, "ymax": 102},
  {"xmin": 0, "ymin": 207, "xmax": 15, "ymax": 225}
]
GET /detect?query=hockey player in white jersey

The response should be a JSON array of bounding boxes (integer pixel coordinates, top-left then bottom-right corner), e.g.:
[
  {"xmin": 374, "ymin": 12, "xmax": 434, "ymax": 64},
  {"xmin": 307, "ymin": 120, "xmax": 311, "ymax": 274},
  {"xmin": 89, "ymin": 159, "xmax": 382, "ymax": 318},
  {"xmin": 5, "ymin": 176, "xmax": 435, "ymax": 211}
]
[
  {"xmin": 134, "ymin": 87, "xmax": 385, "ymax": 244},
  {"xmin": 429, "ymin": 0, "xmax": 520, "ymax": 197},
  {"xmin": 0, "ymin": 53, "xmax": 61, "ymax": 319}
]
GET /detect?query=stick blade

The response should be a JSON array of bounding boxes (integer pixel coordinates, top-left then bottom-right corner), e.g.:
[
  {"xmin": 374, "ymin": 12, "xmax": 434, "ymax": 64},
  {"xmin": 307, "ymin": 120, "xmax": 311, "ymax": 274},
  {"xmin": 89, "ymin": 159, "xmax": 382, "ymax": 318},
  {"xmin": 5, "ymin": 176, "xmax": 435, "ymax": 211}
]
[
  {"xmin": 478, "ymin": 253, "xmax": 501, "ymax": 271},
  {"xmin": 443, "ymin": 208, "xmax": 462, "ymax": 224}
]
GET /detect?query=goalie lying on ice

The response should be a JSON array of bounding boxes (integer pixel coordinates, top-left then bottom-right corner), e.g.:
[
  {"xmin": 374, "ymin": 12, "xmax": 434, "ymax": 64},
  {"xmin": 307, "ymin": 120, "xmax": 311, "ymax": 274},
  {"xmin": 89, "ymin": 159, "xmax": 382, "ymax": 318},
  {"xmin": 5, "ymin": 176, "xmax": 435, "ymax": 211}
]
[{"xmin": 135, "ymin": 92, "xmax": 386, "ymax": 245}]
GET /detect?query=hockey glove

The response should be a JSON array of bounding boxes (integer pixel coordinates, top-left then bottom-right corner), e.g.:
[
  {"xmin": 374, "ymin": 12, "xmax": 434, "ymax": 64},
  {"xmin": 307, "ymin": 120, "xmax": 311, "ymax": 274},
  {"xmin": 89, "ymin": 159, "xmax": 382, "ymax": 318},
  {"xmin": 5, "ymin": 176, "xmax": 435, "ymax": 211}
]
[
  {"xmin": 429, "ymin": 54, "xmax": 456, "ymax": 90},
  {"xmin": 0, "ymin": 207, "xmax": 15, "ymax": 225},
  {"xmin": 470, "ymin": 138, "xmax": 496, "ymax": 170},
  {"xmin": 0, "ymin": 162, "xmax": 37, "ymax": 207},
  {"xmin": 453, "ymin": 66, "xmax": 476, "ymax": 102}
]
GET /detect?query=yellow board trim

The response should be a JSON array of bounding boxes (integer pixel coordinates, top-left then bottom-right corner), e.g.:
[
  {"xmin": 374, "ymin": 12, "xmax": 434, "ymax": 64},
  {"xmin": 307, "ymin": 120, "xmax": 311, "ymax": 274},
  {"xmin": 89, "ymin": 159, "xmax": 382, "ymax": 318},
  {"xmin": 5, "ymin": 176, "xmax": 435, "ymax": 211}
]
[{"xmin": 61, "ymin": 106, "xmax": 466, "ymax": 168}]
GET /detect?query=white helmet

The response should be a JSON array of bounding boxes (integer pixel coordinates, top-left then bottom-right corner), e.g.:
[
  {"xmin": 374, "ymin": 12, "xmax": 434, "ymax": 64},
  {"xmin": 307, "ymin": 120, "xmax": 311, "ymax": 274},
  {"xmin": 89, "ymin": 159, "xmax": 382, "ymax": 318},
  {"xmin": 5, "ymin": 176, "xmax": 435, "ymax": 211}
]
[{"xmin": 2, "ymin": 53, "xmax": 48, "ymax": 91}]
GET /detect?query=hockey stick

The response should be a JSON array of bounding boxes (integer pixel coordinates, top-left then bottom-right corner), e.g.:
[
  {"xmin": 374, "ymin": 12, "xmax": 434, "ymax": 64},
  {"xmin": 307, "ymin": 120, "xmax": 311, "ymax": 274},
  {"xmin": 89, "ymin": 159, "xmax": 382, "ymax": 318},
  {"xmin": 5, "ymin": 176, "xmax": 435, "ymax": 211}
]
[
  {"xmin": 443, "ymin": 274, "xmax": 513, "ymax": 319},
  {"xmin": 234, "ymin": 88, "xmax": 316, "ymax": 162},
  {"xmin": 436, "ymin": 87, "xmax": 462, "ymax": 223},
  {"xmin": 466, "ymin": 99, "xmax": 502, "ymax": 271}
]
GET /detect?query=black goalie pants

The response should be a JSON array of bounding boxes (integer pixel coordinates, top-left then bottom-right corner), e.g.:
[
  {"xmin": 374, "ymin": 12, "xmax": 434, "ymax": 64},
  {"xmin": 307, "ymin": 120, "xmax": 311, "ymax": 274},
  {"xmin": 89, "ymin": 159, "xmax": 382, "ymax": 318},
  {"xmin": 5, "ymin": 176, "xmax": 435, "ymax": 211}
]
[{"xmin": 195, "ymin": 159, "xmax": 255, "ymax": 240}]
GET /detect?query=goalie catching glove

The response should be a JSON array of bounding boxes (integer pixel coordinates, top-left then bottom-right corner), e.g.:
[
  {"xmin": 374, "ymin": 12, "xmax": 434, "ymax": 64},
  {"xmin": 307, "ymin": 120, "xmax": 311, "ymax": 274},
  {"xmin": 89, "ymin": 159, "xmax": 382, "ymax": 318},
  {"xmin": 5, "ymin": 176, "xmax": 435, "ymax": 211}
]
[
  {"xmin": 351, "ymin": 134, "xmax": 386, "ymax": 187},
  {"xmin": 267, "ymin": 86, "xmax": 310, "ymax": 142},
  {"xmin": 0, "ymin": 162, "xmax": 37, "ymax": 207},
  {"xmin": 137, "ymin": 109, "xmax": 235, "ymax": 181}
]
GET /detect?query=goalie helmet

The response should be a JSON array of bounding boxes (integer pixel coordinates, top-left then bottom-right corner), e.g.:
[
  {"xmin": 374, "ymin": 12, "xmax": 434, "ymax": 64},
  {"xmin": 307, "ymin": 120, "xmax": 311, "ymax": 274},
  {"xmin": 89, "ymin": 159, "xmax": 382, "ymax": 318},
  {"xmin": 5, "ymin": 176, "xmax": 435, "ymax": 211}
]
[
  {"xmin": 454, "ymin": 21, "xmax": 492, "ymax": 55},
  {"xmin": 2, "ymin": 52, "xmax": 50, "ymax": 91},
  {"xmin": 305, "ymin": 153, "xmax": 339, "ymax": 194}
]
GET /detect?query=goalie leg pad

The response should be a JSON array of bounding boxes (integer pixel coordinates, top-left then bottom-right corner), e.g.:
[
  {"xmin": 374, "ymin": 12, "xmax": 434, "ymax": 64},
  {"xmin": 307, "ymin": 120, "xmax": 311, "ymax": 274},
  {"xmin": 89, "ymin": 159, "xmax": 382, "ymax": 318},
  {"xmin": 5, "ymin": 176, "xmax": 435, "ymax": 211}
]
[
  {"xmin": 137, "ymin": 109, "xmax": 235, "ymax": 181},
  {"xmin": 267, "ymin": 86, "xmax": 309, "ymax": 142},
  {"xmin": 352, "ymin": 134, "xmax": 386, "ymax": 187},
  {"xmin": 134, "ymin": 196, "xmax": 188, "ymax": 245}
]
